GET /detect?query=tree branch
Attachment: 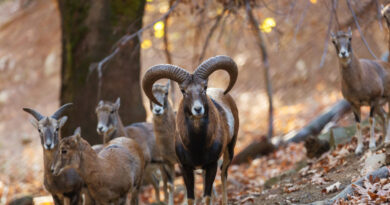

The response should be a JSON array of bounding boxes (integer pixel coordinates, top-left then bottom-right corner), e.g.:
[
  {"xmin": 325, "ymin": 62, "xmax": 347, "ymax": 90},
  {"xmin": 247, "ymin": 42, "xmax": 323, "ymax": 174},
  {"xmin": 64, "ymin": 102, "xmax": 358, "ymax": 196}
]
[
  {"xmin": 198, "ymin": 9, "xmax": 226, "ymax": 64},
  {"xmin": 89, "ymin": 0, "xmax": 181, "ymax": 78},
  {"xmin": 339, "ymin": 0, "xmax": 375, "ymax": 29},
  {"xmin": 319, "ymin": 0, "xmax": 337, "ymax": 68},
  {"xmin": 87, "ymin": 0, "xmax": 180, "ymax": 100},
  {"xmin": 163, "ymin": 0, "xmax": 176, "ymax": 106},
  {"xmin": 346, "ymin": 0, "xmax": 378, "ymax": 59},
  {"xmin": 245, "ymin": 0, "xmax": 274, "ymax": 139}
]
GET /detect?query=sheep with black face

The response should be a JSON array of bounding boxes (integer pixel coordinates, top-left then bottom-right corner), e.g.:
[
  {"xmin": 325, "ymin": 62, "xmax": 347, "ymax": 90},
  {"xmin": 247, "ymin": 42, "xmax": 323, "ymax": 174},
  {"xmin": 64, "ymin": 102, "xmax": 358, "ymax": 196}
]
[{"xmin": 142, "ymin": 55, "xmax": 239, "ymax": 205}]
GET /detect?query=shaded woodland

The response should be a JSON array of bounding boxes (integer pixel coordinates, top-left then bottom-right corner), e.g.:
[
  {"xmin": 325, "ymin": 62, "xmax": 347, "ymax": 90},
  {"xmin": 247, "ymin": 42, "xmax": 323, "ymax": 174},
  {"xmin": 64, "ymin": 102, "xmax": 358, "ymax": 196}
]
[{"xmin": 2, "ymin": 0, "xmax": 390, "ymax": 204}]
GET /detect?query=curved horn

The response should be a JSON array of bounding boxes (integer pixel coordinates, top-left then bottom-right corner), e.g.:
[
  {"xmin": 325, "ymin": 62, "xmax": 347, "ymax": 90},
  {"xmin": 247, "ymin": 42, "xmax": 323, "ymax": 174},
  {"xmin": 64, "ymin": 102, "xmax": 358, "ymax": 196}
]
[
  {"xmin": 194, "ymin": 55, "xmax": 238, "ymax": 94},
  {"xmin": 52, "ymin": 103, "xmax": 73, "ymax": 119},
  {"xmin": 142, "ymin": 65, "xmax": 190, "ymax": 106},
  {"xmin": 23, "ymin": 108, "xmax": 44, "ymax": 121}
]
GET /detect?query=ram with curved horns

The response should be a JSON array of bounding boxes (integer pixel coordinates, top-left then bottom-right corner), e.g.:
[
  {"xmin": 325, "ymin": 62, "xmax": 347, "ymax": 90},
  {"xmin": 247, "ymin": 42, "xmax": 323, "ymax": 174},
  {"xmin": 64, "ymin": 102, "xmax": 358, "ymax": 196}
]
[{"xmin": 142, "ymin": 55, "xmax": 239, "ymax": 205}]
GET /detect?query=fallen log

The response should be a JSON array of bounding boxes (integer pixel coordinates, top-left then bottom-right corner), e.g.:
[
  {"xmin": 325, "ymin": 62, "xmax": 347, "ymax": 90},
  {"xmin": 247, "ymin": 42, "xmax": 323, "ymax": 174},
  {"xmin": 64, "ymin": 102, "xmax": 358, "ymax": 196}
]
[
  {"xmin": 232, "ymin": 100, "xmax": 351, "ymax": 165},
  {"xmin": 309, "ymin": 166, "xmax": 390, "ymax": 205},
  {"xmin": 287, "ymin": 100, "xmax": 351, "ymax": 143}
]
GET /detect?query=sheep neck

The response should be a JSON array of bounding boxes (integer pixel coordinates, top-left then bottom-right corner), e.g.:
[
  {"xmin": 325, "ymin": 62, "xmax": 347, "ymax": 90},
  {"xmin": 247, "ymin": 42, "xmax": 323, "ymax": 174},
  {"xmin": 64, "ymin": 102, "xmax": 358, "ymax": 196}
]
[
  {"xmin": 179, "ymin": 97, "xmax": 216, "ymax": 150},
  {"xmin": 107, "ymin": 112, "xmax": 128, "ymax": 141},
  {"xmin": 76, "ymin": 139, "xmax": 101, "ymax": 188},
  {"xmin": 339, "ymin": 51, "xmax": 363, "ymax": 89}
]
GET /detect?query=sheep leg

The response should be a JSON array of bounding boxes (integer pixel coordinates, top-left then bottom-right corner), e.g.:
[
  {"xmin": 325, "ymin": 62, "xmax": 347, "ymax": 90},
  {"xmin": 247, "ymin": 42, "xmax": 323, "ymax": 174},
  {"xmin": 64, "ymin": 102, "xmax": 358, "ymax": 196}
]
[
  {"xmin": 162, "ymin": 165, "xmax": 169, "ymax": 203},
  {"xmin": 151, "ymin": 170, "xmax": 161, "ymax": 203},
  {"xmin": 118, "ymin": 195, "xmax": 127, "ymax": 205},
  {"xmin": 52, "ymin": 195, "xmax": 62, "ymax": 205},
  {"xmin": 353, "ymin": 106, "xmax": 363, "ymax": 155},
  {"xmin": 369, "ymin": 105, "xmax": 377, "ymax": 150},
  {"xmin": 181, "ymin": 165, "xmax": 194, "ymax": 205},
  {"xmin": 375, "ymin": 106, "xmax": 387, "ymax": 139},
  {"xmin": 203, "ymin": 162, "xmax": 218, "ymax": 205},
  {"xmin": 221, "ymin": 138, "xmax": 235, "ymax": 205},
  {"xmin": 166, "ymin": 164, "xmax": 175, "ymax": 205},
  {"xmin": 385, "ymin": 102, "xmax": 390, "ymax": 145},
  {"xmin": 63, "ymin": 197, "xmax": 70, "ymax": 205},
  {"xmin": 130, "ymin": 178, "xmax": 142, "ymax": 205},
  {"xmin": 69, "ymin": 193, "xmax": 81, "ymax": 205}
]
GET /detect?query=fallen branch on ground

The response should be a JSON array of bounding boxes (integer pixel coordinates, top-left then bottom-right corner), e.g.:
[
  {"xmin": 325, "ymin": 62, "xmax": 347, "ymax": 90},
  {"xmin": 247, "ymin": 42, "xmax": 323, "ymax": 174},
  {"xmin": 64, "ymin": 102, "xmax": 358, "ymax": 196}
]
[
  {"xmin": 232, "ymin": 100, "xmax": 351, "ymax": 165},
  {"xmin": 309, "ymin": 166, "xmax": 390, "ymax": 205}
]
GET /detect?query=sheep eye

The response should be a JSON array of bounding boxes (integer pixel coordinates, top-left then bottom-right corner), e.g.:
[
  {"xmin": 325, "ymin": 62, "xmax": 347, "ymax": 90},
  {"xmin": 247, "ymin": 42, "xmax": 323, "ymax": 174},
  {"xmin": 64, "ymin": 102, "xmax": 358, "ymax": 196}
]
[
  {"xmin": 38, "ymin": 129, "xmax": 42, "ymax": 133},
  {"xmin": 56, "ymin": 127, "xmax": 59, "ymax": 132},
  {"xmin": 181, "ymin": 89, "xmax": 185, "ymax": 94},
  {"xmin": 110, "ymin": 110, "xmax": 115, "ymax": 114}
]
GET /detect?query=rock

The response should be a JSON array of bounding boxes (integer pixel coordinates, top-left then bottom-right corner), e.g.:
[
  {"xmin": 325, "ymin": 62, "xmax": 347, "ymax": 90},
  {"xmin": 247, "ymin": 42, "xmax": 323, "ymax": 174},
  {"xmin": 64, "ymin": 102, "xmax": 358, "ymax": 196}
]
[{"xmin": 361, "ymin": 153, "xmax": 386, "ymax": 175}]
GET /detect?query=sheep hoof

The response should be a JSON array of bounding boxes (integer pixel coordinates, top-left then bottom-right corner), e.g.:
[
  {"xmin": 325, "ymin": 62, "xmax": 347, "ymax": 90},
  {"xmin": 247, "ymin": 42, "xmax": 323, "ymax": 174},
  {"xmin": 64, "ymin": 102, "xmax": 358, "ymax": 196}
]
[
  {"xmin": 369, "ymin": 142, "xmax": 376, "ymax": 150},
  {"xmin": 355, "ymin": 144, "xmax": 364, "ymax": 155}
]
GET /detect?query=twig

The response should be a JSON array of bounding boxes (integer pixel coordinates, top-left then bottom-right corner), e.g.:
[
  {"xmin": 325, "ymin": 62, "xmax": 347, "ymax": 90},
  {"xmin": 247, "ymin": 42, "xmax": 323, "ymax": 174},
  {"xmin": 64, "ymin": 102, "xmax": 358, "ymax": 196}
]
[
  {"xmin": 192, "ymin": 0, "xmax": 210, "ymax": 67},
  {"xmin": 163, "ymin": 0, "xmax": 176, "ymax": 106},
  {"xmin": 198, "ymin": 9, "xmax": 226, "ymax": 64},
  {"xmin": 260, "ymin": 0, "xmax": 287, "ymax": 16},
  {"xmin": 90, "ymin": 0, "xmax": 181, "ymax": 78},
  {"xmin": 340, "ymin": 0, "xmax": 375, "ymax": 29},
  {"xmin": 293, "ymin": 0, "xmax": 310, "ymax": 42},
  {"xmin": 89, "ymin": 0, "xmax": 180, "ymax": 100},
  {"xmin": 346, "ymin": 0, "xmax": 378, "ymax": 59},
  {"xmin": 375, "ymin": 0, "xmax": 383, "ymax": 30},
  {"xmin": 245, "ymin": 0, "xmax": 274, "ymax": 139},
  {"xmin": 319, "ymin": 0, "xmax": 337, "ymax": 68},
  {"xmin": 163, "ymin": 0, "xmax": 173, "ymax": 65}
]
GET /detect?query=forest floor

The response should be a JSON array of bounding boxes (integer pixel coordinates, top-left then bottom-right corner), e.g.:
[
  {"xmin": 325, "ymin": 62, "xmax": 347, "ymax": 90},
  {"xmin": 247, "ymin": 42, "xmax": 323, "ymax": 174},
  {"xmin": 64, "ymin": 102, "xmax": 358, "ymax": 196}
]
[{"xmin": 1, "ymin": 1, "xmax": 390, "ymax": 205}]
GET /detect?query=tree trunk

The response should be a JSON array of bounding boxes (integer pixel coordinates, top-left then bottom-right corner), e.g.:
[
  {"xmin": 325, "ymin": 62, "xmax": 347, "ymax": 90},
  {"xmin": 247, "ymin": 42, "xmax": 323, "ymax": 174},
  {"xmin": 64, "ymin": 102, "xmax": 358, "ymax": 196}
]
[{"xmin": 58, "ymin": 0, "xmax": 146, "ymax": 144}]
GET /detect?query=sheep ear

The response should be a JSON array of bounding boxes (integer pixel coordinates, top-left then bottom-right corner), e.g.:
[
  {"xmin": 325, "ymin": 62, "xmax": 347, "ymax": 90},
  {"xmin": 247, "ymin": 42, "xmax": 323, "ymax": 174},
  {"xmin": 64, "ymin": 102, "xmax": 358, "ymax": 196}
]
[
  {"xmin": 115, "ymin": 97, "xmax": 120, "ymax": 109},
  {"xmin": 330, "ymin": 31, "xmax": 335, "ymax": 39},
  {"xmin": 29, "ymin": 118, "xmax": 39, "ymax": 129},
  {"xmin": 347, "ymin": 27, "xmax": 352, "ymax": 36},
  {"xmin": 98, "ymin": 100, "xmax": 103, "ymax": 106},
  {"xmin": 59, "ymin": 116, "xmax": 68, "ymax": 128},
  {"xmin": 166, "ymin": 80, "xmax": 171, "ymax": 89},
  {"xmin": 381, "ymin": 4, "xmax": 385, "ymax": 15}
]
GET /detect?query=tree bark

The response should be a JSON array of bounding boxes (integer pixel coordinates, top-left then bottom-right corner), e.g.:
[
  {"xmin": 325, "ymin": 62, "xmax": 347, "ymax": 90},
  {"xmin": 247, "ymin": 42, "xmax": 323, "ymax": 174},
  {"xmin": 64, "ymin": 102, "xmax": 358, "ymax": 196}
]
[{"xmin": 58, "ymin": 0, "xmax": 146, "ymax": 144}]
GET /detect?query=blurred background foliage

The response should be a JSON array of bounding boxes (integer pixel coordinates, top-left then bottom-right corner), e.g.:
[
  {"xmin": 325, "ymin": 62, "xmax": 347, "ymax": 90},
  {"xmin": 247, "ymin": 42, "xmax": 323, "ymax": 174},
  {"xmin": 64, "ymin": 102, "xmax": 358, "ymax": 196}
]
[{"xmin": 0, "ymin": 0, "xmax": 389, "ymax": 203}]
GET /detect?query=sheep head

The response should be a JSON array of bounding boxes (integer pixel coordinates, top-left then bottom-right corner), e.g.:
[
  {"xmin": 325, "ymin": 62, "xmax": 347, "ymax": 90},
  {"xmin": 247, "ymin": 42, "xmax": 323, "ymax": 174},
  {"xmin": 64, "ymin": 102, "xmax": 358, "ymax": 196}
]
[
  {"xmin": 23, "ymin": 103, "xmax": 72, "ymax": 150},
  {"xmin": 143, "ymin": 55, "xmax": 237, "ymax": 118}
]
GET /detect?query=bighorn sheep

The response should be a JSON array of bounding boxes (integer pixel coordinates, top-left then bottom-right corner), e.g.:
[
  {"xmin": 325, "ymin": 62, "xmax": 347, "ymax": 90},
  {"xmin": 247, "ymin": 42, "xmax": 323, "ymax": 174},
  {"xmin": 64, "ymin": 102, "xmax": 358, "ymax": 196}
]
[
  {"xmin": 52, "ymin": 127, "xmax": 145, "ymax": 205},
  {"xmin": 331, "ymin": 28, "xmax": 390, "ymax": 154},
  {"xmin": 150, "ymin": 82, "xmax": 177, "ymax": 205},
  {"xmin": 23, "ymin": 104, "xmax": 84, "ymax": 205},
  {"xmin": 95, "ymin": 98, "xmax": 164, "ymax": 202},
  {"xmin": 143, "ymin": 55, "xmax": 239, "ymax": 205}
]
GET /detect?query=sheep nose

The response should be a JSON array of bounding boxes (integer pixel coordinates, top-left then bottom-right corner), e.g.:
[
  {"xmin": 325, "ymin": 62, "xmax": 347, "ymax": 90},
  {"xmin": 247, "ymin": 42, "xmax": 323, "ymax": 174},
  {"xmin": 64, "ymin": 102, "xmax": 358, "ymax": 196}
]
[
  {"xmin": 341, "ymin": 51, "xmax": 346, "ymax": 57},
  {"xmin": 98, "ymin": 126, "xmax": 104, "ymax": 132},
  {"xmin": 155, "ymin": 108, "xmax": 161, "ymax": 113},
  {"xmin": 194, "ymin": 106, "xmax": 202, "ymax": 113},
  {"xmin": 50, "ymin": 167, "xmax": 54, "ymax": 174}
]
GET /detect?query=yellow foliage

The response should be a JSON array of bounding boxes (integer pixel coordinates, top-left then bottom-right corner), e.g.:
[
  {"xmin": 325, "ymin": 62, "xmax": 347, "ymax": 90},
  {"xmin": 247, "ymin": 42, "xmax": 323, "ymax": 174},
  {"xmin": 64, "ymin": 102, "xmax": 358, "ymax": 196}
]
[
  {"xmin": 141, "ymin": 39, "xmax": 152, "ymax": 49},
  {"xmin": 260, "ymin": 17, "xmax": 276, "ymax": 33},
  {"xmin": 145, "ymin": 4, "xmax": 155, "ymax": 12},
  {"xmin": 154, "ymin": 21, "xmax": 164, "ymax": 31},
  {"xmin": 310, "ymin": 0, "xmax": 317, "ymax": 4},
  {"xmin": 154, "ymin": 21, "xmax": 165, "ymax": 38}
]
